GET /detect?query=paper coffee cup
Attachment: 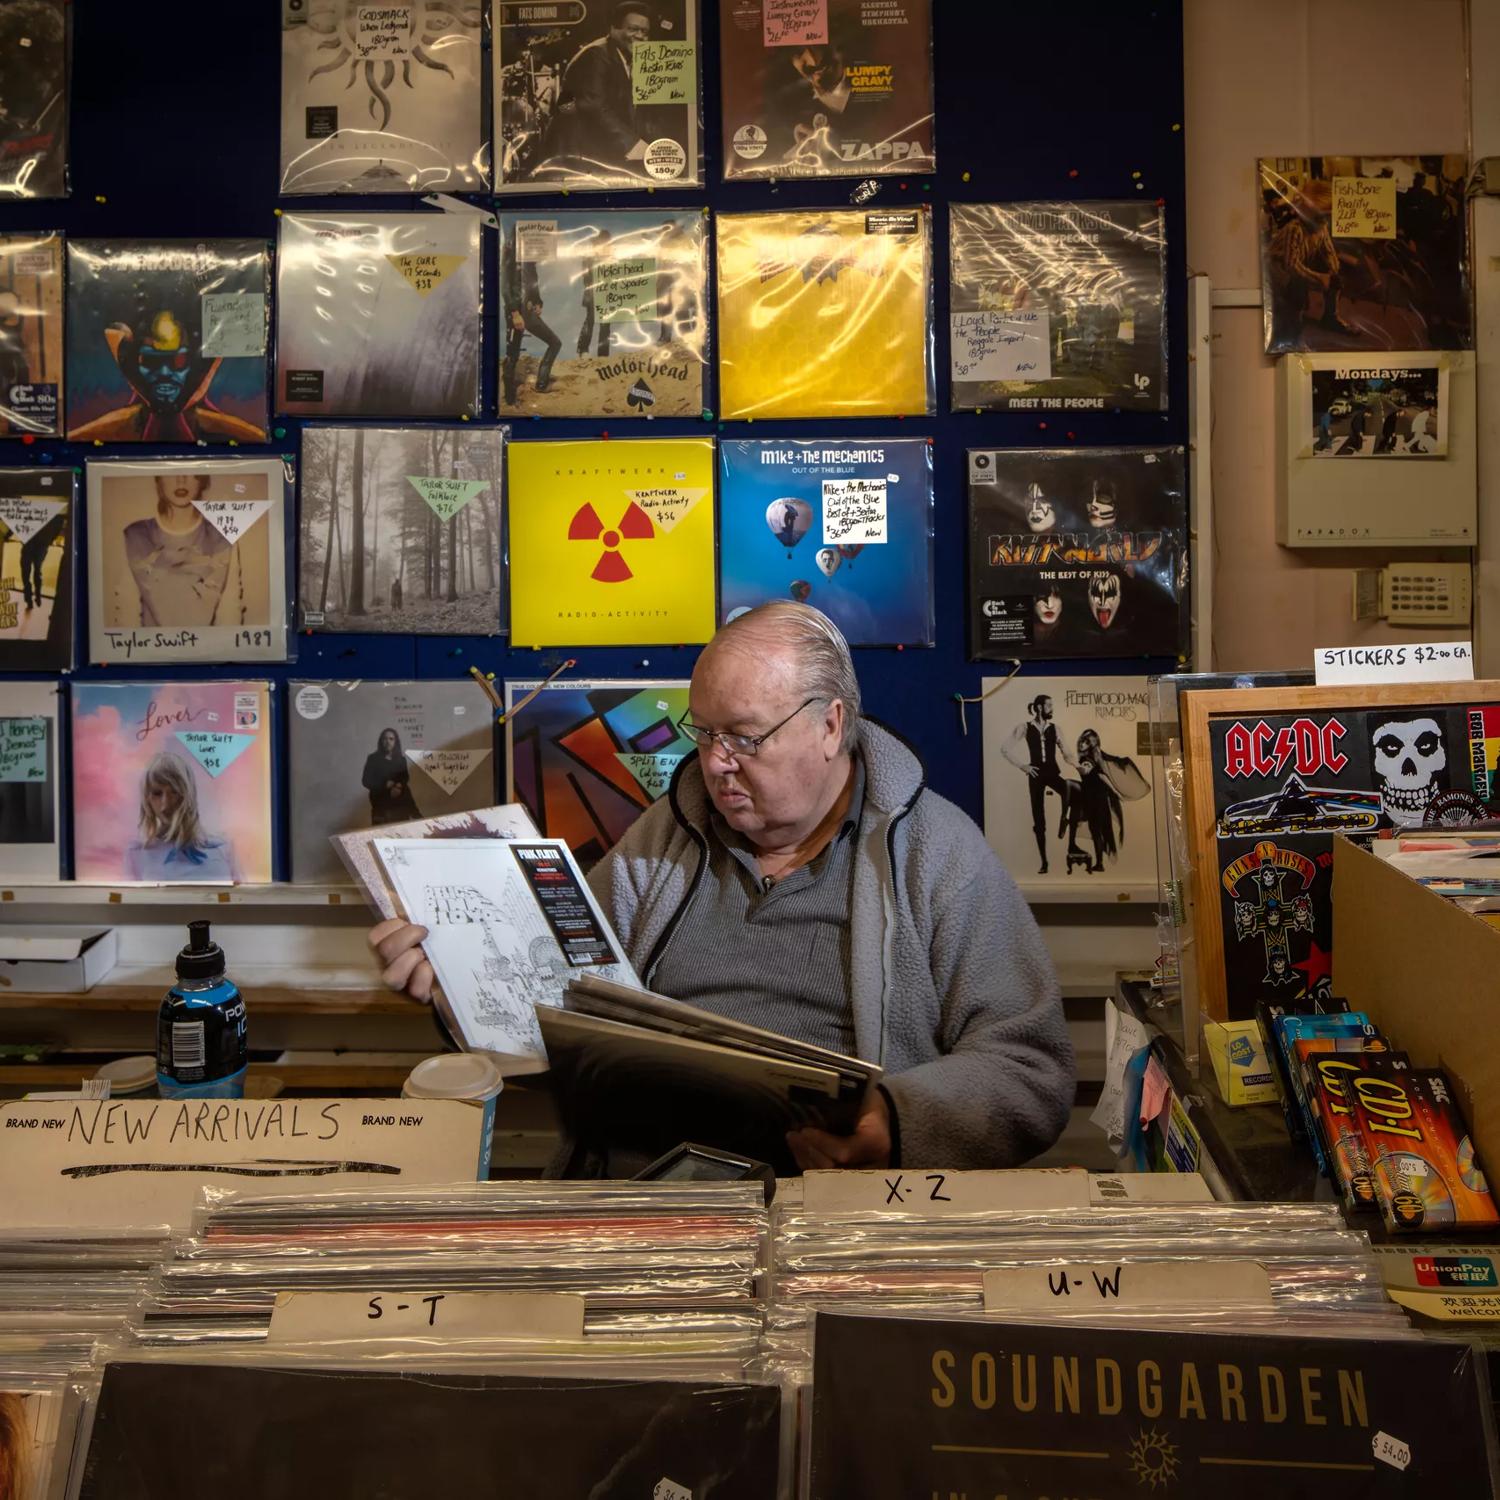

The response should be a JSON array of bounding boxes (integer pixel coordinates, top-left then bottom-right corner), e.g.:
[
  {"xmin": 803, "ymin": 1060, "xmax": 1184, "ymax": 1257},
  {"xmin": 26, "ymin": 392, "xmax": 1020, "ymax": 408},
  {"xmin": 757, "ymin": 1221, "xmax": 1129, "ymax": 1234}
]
[{"xmin": 403, "ymin": 1053, "xmax": 505, "ymax": 1179}]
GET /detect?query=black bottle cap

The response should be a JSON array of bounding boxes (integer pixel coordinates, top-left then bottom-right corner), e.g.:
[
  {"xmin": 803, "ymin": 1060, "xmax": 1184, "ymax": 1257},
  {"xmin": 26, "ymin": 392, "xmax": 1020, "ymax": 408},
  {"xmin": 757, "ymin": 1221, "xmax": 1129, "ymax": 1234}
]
[{"xmin": 176, "ymin": 920, "xmax": 225, "ymax": 983}]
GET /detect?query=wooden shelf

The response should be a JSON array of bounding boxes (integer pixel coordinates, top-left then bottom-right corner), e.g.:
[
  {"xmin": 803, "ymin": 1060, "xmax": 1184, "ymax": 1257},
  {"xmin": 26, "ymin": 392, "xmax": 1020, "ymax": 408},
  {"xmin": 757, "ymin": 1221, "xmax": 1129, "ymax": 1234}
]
[
  {"xmin": 0, "ymin": 884, "xmax": 367, "ymax": 910},
  {"xmin": 0, "ymin": 1061, "xmax": 412, "ymax": 1091},
  {"xmin": 0, "ymin": 981, "xmax": 425, "ymax": 1017}
]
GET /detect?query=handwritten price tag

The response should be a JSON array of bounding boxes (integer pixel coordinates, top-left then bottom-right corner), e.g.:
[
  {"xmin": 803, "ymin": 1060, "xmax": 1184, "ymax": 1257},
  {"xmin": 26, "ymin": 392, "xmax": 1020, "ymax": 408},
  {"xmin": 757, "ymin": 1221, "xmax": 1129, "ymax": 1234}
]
[
  {"xmin": 763, "ymin": 0, "xmax": 827, "ymax": 46},
  {"xmin": 822, "ymin": 476, "xmax": 886, "ymax": 546},
  {"xmin": 1371, "ymin": 1431, "xmax": 1411, "ymax": 1471},
  {"xmin": 597, "ymin": 256, "xmax": 657, "ymax": 323},
  {"xmin": 269, "ymin": 1290, "xmax": 585, "ymax": 1344},
  {"xmin": 802, "ymin": 1168, "xmax": 1092, "ymax": 1216},
  {"xmin": 632, "ymin": 40, "xmax": 694, "ymax": 105},
  {"xmin": 982, "ymin": 1260, "xmax": 1274, "ymax": 1313},
  {"xmin": 1314, "ymin": 640, "xmax": 1473, "ymax": 686},
  {"xmin": 951, "ymin": 309, "xmax": 1052, "ymax": 383},
  {"xmin": 0, "ymin": 718, "xmax": 48, "ymax": 783},
  {"xmin": 1332, "ymin": 176, "xmax": 1396, "ymax": 239},
  {"xmin": 387, "ymin": 251, "xmax": 467, "ymax": 297},
  {"xmin": 355, "ymin": 4, "xmax": 412, "ymax": 59}
]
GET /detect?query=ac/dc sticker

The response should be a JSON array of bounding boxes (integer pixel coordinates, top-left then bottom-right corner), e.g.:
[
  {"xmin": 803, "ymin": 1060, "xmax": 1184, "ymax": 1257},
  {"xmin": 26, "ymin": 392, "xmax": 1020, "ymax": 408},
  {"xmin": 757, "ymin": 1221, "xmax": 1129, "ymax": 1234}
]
[{"xmin": 1222, "ymin": 840, "xmax": 1316, "ymax": 988}]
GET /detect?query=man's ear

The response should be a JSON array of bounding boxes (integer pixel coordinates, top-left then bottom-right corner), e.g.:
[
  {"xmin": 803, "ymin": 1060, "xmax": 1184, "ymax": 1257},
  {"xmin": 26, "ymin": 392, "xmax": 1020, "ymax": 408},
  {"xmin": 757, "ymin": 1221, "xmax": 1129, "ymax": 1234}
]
[{"xmin": 823, "ymin": 698, "xmax": 845, "ymax": 759}]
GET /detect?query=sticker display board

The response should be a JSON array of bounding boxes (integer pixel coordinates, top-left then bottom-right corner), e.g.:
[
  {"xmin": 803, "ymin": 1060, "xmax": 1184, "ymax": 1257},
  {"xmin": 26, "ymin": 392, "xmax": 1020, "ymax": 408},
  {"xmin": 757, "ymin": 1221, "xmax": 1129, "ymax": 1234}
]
[
  {"xmin": 288, "ymin": 679, "xmax": 498, "ymax": 883},
  {"xmin": 498, "ymin": 211, "xmax": 707, "ymax": 418},
  {"xmin": 982, "ymin": 674, "xmax": 1156, "ymax": 892},
  {"xmin": 66, "ymin": 239, "xmax": 271, "ymax": 443},
  {"xmin": 85, "ymin": 458, "xmax": 291, "ymax": 666},
  {"xmin": 69, "ymin": 679, "xmax": 274, "ymax": 884},
  {"xmin": 281, "ymin": 0, "xmax": 485, "ymax": 195},
  {"xmin": 719, "ymin": 0, "xmax": 934, "ymax": 181},
  {"xmin": 298, "ymin": 425, "xmax": 505, "ymax": 635},
  {"xmin": 809, "ymin": 1311, "xmax": 1496, "ymax": 1497},
  {"xmin": 967, "ymin": 446, "xmax": 1187, "ymax": 661},
  {"xmin": 949, "ymin": 201, "xmax": 1167, "ymax": 412},
  {"xmin": 493, "ymin": 0, "xmax": 702, "ymax": 194},
  {"xmin": 506, "ymin": 438, "xmax": 716, "ymax": 648},
  {"xmin": 276, "ymin": 212, "xmax": 482, "ymax": 419},
  {"xmin": 0, "ymin": 466, "xmax": 73, "ymax": 672},
  {"xmin": 1182, "ymin": 682, "xmax": 1500, "ymax": 1021},
  {"xmin": 1259, "ymin": 156, "xmax": 1471, "ymax": 354},
  {"xmin": 504, "ymin": 678, "xmax": 693, "ymax": 868},
  {"xmin": 718, "ymin": 437, "xmax": 934, "ymax": 646}
]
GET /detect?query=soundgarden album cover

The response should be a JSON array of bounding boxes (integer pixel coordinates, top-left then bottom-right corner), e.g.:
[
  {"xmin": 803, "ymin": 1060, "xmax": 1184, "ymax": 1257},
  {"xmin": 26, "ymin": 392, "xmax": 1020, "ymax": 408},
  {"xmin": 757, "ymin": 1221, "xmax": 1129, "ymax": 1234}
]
[
  {"xmin": 967, "ymin": 446, "xmax": 1187, "ymax": 661},
  {"xmin": 717, "ymin": 207, "xmax": 934, "ymax": 419},
  {"xmin": 0, "ymin": 0, "xmax": 67, "ymax": 198},
  {"xmin": 1259, "ymin": 156, "xmax": 1471, "ymax": 354},
  {"xmin": 66, "ymin": 240, "xmax": 271, "ymax": 443},
  {"xmin": 719, "ymin": 0, "xmax": 934, "ymax": 180},
  {"xmin": 494, "ymin": 0, "xmax": 701, "ymax": 193},
  {"xmin": 0, "ymin": 679, "xmax": 60, "ymax": 881},
  {"xmin": 507, "ymin": 437, "xmax": 715, "ymax": 647},
  {"xmin": 0, "ymin": 231, "xmax": 62, "ymax": 435},
  {"xmin": 85, "ymin": 458, "xmax": 291, "ymax": 667},
  {"xmin": 950, "ymin": 201, "xmax": 1167, "ymax": 412},
  {"xmin": 281, "ymin": 0, "xmax": 486, "ymax": 195},
  {"xmin": 299, "ymin": 425, "xmax": 504, "ymax": 635},
  {"xmin": 70, "ymin": 680, "xmax": 274, "ymax": 884},
  {"xmin": 718, "ymin": 437, "xmax": 934, "ymax": 646},
  {"xmin": 499, "ymin": 211, "xmax": 706, "ymax": 417},
  {"xmin": 276, "ymin": 212, "xmax": 482, "ymax": 419},
  {"xmin": 0, "ymin": 466, "xmax": 73, "ymax": 672},
  {"xmin": 504, "ymin": 677, "xmax": 693, "ymax": 866},
  {"xmin": 288, "ymin": 679, "xmax": 496, "ymax": 882}
]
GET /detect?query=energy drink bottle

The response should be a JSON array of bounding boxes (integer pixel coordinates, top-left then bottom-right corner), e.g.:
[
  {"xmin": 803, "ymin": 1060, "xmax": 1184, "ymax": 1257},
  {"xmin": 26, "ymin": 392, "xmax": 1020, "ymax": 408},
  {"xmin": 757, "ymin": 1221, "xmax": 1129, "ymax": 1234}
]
[{"xmin": 156, "ymin": 920, "xmax": 247, "ymax": 1099}]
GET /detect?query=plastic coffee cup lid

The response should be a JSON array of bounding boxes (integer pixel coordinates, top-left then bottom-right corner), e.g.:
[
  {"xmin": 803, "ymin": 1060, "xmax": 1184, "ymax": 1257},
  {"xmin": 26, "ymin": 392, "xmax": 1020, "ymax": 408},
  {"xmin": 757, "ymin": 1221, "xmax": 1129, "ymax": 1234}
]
[
  {"xmin": 93, "ymin": 1056, "xmax": 157, "ymax": 1095},
  {"xmin": 402, "ymin": 1052, "xmax": 505, "ymax": 1103}
]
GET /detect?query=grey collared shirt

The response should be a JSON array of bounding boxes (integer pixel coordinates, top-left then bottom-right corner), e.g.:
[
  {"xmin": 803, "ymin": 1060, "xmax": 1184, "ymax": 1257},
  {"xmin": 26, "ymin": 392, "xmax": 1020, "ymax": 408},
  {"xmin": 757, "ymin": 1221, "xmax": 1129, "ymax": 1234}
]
[{"xmin": 649, "ymin": 756, "xmax": 865, "ymax": 1057}]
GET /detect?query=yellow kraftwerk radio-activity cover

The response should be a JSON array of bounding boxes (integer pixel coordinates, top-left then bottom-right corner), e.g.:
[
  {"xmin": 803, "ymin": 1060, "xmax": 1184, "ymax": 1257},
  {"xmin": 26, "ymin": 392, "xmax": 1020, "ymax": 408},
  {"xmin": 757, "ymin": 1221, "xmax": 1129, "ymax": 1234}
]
[
  {"xmin": 508, "ymin": 438, "xmax": 717, "ymax": 647},
  {"xmin": 716, "ymin": 207, "xmax": 934, "ymax": 420}
]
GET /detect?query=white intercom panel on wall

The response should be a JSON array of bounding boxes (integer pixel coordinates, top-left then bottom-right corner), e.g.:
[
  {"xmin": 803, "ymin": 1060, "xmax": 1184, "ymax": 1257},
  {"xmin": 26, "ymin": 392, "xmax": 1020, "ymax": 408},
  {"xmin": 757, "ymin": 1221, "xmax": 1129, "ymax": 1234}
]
[{"xmin": 1275, "ymin": 350, "xmax": 1475, "ymax": 547}]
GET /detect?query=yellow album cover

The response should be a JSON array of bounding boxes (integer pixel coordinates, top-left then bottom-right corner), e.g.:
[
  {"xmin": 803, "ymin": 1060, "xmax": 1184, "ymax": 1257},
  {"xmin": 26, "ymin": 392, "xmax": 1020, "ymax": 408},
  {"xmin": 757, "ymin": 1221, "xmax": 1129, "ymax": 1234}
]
[
  {"xmin": 716, "ymin": 207, "xmax": 934, "ymax": 420},
  {"xmin": 507, "ymin": 438, "xmax": 717, "ymax": 647}
]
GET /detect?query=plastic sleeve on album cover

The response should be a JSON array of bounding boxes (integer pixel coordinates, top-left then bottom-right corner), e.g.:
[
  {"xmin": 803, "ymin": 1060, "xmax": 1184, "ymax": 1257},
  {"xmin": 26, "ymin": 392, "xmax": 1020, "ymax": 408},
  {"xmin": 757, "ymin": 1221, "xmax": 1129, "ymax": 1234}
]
[
  {"xmin": 82, "ymin": 456, "xmax": 294, "ymax": 669},
  {"xmin": 715, "ymin": 208, "xmax": 935, "ymax": 420},
  {"xmin": 0, "ymin": 0, "xmax": 69, "ymax": 200},
  {"xmin": 0, "ymin": 232, "xmax": 64, "ymax": 437},
  {"xmin": 0, "ymin": 465, "xmax": 76, "ymax": 674},
  {"xmin": 948, "ymin": 202, "xmax": 1168, "ymax": 414},
  {"xmin": 279, "ymin": 0, "xmax": 487, "ymax": 196},
  {"xmin": 493, "ymin": 0, "xmax": 705, "ymax": 194},
  {"xmin": 496, "ymin": 210, "xmax": 710, "ymax": 420}
]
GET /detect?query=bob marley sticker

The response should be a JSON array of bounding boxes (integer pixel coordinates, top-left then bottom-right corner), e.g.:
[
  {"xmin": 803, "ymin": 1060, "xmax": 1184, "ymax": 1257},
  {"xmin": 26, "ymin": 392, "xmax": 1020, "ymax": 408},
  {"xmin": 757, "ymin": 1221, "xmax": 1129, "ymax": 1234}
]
[
  {"xmin": 966, "ymin": 446, "xmax": 1186, "ymax": 661},
  {"xmin": 66, "ymin": 240, "xmax": 270, "ymax": 444}
]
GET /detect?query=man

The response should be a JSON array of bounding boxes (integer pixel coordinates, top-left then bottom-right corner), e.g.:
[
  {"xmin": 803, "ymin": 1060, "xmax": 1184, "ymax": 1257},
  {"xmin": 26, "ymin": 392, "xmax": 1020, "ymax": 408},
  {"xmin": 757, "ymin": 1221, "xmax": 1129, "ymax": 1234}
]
[
  {"xmin": 1266, "ymin": 182, "xmax": 1351, "ymax": 345},
  {"xmin": 372, "ymin": 602, "xmax": 1073, "ymax": 1171},
  {"xmin": 1000, "ymin": 694, "xmax": 1076, "ymax": 876},
  {"xmin": 500, "ymin": 225, "xmax": 563, "ymax": 404},
  {"xmin": 544, "ymin": 3, "xmax": 652, "ymax": 174}
]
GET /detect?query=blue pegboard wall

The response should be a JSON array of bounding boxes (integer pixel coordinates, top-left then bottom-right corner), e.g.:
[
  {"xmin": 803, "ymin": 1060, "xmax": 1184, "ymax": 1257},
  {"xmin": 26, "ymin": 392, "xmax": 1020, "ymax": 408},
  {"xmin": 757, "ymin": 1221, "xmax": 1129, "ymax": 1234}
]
[{"xmin": 3, "ymin": 0, "xmax": 1186, "ymax": 875}]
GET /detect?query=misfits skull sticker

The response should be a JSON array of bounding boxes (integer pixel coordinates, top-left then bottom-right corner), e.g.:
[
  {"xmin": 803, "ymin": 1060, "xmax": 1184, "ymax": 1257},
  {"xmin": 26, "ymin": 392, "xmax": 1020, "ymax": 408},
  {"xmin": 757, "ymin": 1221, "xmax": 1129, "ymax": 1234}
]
[{"xmin": 1368, "ymin": 713, "xmax": 1449, "ymax": 828}]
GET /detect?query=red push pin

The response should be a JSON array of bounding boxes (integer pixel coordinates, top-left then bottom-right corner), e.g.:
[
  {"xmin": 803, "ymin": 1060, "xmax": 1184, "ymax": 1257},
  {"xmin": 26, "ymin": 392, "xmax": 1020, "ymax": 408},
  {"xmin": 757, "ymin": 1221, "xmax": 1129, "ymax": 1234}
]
[
  {"xmin": 21, "ymin": 433, "xmax": 34, "ymax": 445},
  {"xmin": 1038, "ymin": 422, "xmax": 1048, "ymax": 431},
  {"xmin": 1068, "ymin": 169, "xmax": 1079, "ymax": 179}
]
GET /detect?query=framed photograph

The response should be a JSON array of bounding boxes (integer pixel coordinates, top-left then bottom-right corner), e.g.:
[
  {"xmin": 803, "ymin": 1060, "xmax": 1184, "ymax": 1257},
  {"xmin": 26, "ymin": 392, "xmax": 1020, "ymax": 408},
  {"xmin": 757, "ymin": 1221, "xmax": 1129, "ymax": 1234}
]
[
  {"xmin": 1182, "ymin": 681, "xmax": 1500, "ymax": 1021},
  {"xmin": 1302, "ymin": 352, "xmax": 1449, "ymax": 458},
  {"xmin": 86, "ymin": 457, "xmax": 291, "ymax": 666}
]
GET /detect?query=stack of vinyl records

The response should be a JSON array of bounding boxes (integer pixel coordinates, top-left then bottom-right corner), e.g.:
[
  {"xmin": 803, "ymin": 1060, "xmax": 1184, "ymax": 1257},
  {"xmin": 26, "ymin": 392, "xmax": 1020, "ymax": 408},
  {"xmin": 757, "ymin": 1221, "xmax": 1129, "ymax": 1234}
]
[
  {"xmin": 760, "ymin": 1184, "xmax": 1414, "ymax": 1380},
  {"xmin": 129, "ymin": 1181, "xmax": 770, "ymax": 1376}
]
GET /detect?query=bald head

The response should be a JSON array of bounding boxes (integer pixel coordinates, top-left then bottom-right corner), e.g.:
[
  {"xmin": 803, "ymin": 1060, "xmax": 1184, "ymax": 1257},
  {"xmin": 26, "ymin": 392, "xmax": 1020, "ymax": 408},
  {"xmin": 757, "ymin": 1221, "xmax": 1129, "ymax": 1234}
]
[{"xmin": 699, "ymin": 602, "xmax": 861, "ymax": 751}]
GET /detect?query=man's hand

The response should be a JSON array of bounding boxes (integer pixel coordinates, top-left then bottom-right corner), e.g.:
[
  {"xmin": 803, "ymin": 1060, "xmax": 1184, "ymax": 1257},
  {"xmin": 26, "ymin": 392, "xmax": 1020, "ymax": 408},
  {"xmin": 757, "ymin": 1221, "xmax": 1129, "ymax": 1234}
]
[
  {"xmin": 369, "ymin": 917, "xmax": 434, "ymax": 1003},
  {"xmin": 509, "ymin": 310, "xmax": 525, "ymax": 331},
  {"xmin": 786, "ymin": 1088, "xmax": 891, "ymax": 1171}
]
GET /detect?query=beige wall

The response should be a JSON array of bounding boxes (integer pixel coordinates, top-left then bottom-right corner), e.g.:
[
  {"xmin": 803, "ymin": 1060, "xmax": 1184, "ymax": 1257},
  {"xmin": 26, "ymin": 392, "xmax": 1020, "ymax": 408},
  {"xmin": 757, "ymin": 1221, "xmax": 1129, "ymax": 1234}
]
[{"xmin": 1185, "ymin": 0, "xmax": 1470, "ymax": 669}]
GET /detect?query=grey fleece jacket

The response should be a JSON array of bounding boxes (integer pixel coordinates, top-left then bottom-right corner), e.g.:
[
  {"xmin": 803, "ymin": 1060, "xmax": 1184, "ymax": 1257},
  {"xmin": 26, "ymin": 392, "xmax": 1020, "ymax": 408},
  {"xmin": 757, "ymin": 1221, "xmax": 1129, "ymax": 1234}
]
[{"xmin": 586, "ymin": 719, "xmax": 1076, "ymax": 1169}]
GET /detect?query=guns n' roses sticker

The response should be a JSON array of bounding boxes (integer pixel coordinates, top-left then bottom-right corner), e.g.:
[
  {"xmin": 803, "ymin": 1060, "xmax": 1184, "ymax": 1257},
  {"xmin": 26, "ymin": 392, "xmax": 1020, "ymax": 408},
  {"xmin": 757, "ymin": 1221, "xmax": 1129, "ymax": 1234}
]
[{"xmin": 966, "ymin": 446, "xmax": 1186, "ymax": 661}]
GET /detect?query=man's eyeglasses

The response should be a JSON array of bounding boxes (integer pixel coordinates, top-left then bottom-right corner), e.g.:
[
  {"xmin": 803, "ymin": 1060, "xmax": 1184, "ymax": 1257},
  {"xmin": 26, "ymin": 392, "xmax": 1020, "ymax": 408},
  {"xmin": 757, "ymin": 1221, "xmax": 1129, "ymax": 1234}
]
[{"xmin": 678, "ymin": 697, "xmax": 823, "ymax": 758}]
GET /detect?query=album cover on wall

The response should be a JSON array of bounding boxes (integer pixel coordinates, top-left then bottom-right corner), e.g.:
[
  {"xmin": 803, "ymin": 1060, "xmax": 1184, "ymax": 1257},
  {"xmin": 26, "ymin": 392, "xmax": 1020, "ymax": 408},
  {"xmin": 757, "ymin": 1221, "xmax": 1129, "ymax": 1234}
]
[
  {"xmin": 494, "ymin": 0, "xmax": 702, "ymax": 193},
  {"xmin": 498, "ymin": 211, "xmax": 707, "ymax": 417},
  {"xmin": 281, "ymin": 0, "xmax": 485, "ymax": 195},
  {"xmin": 0, "ymin": 232, "xmax": 62, "ymax": 435},
  {"xmin": 966, "ymin": 446, "xmax": 1187, "ymax": 661},
  {"xmin": 504, "ymin": 678, "xmax": 693, "ymax": 867},
  {"xmin": 66, "ymin": 240, "xmax": 270, "ymax": 443},
  {"xmin": 0, "ymin": 0, "xmax": 67, "ymax": 198},
  {"xmin": 276, "ymin": 212, "xmax": 482, "ymax": 419},
  {"xmin": 716, "ymin": 207, "xmax": 934, "ymax": 419},
  {"xmin": 507, "ymin": 437, "xmax": 716, "ymax": 647},
  {"xmin": 86, "ymin": 458, "xmax": 291, "ymax": 667},
  {"xmin": 718, "ymin": 437, "xmax": 934, "ymax": 646},
  {"xmin": 0, "ymin": 680, "xmax": 60, "ymax": 881},
  {"xmin": 1304, "ymin": 352, "xmax": 1448, "ymax": 457},
  {"xmin": 719, "ymin": 0, "xmax": 934, "ymax": 180},
  {"xmin": 981, "ymin": 675, "xmax": 1155, "ymax": 891},
  {"xmin": 70, "ymin": 680, "xmax": 274, "ymax": 884},
  {"xmin": 288, "ymin": 679, "xmax": 496, "ymax": 883},
  {"xmin": 949, "ymin": 201, "xmax": 1167, "ymax": 413},
  {"xmin": 298, "ymin": 425, "xmax": 504, "ymax": 635},
  {"xmin": 1259, "ymin": 156, "xmax": 1471, "ymax": 354},
  {"xmin": 0, "ymin": 466, "xmax": 73, "ymax": 672}
]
